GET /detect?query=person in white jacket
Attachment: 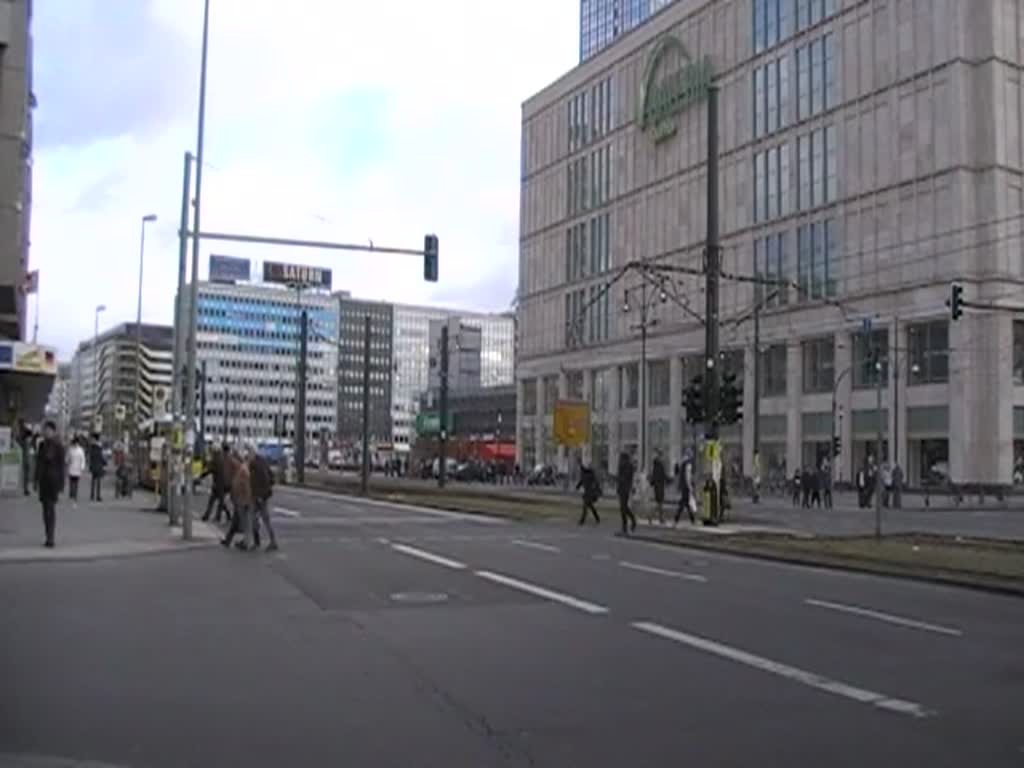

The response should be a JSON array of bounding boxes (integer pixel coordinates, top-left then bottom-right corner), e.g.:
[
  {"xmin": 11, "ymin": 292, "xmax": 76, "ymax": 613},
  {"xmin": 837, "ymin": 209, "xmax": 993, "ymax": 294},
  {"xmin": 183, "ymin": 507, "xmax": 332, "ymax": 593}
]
[{"xmin": 66, "ymin": 437, "xmax": 86, "ymax": 505}]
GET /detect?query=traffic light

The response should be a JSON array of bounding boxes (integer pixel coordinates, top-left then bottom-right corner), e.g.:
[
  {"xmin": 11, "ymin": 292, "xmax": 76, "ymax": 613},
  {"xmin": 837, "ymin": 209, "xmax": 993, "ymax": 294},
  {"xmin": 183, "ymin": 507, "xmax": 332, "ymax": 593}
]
[
  {"xmin": 719, "ymin": 371, "xmax": 743, "ymax": 425},
  {"xmin": 684, "ymin": 375, "xmax": 705, "ymax": 424},
  {"xmin": 833, "ymin": 436, "xmax": 841, "ymax": 456},
  {"xmin": 949, "ymin": 282, "xmax": 963, "ymax": 321},
  {"xmin": 424, "ymin": 233, "xmax": 439, "ymax": 282}
]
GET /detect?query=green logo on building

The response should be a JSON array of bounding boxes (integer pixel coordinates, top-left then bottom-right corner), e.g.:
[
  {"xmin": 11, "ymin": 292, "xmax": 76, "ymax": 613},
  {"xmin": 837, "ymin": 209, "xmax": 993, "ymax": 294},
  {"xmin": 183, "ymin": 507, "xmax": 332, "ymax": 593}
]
[{"xmin": 638, "ymin": 35, "xmax": 712, "ymax": 144}]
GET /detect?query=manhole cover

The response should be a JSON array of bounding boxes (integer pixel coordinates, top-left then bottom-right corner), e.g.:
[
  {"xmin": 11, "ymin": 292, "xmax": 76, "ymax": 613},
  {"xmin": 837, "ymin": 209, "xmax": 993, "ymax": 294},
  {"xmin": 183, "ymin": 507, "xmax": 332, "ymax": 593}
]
[{"xmin": 390, "ymin": 591, "xmax": 449, "ymax": 604}]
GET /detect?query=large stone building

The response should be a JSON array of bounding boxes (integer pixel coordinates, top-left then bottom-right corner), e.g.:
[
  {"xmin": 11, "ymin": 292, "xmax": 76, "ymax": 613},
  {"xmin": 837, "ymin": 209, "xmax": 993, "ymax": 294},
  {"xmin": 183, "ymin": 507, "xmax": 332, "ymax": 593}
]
[{"xmin": 519, "ymin": 0, "xmax": 1024, "ymax": 486}]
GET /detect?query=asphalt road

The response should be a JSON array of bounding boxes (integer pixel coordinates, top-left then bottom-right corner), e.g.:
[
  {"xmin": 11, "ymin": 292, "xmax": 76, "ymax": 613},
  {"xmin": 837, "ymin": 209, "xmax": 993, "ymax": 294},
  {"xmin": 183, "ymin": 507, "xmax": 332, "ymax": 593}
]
[{"xmin": 1, "ymin": 486, "xmax": 1022, "ymax": 767}]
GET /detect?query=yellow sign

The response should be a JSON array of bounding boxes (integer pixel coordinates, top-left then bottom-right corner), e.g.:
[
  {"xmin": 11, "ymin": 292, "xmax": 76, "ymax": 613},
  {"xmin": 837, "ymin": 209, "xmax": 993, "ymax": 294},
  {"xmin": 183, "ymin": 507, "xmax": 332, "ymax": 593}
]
[
  {"xmin": 704, "ymin": 439, "xmax": 721, "ymax": 464},
  {"xmin": 553, "ymin": 400, "xmax": 591, "ymax": 447}
]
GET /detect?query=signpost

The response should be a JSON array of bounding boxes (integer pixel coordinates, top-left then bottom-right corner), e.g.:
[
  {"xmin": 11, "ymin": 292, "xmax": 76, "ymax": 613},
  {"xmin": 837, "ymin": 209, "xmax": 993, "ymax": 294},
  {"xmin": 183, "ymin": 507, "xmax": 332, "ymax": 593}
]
[
  {"xmin": 553, "ymin": 400, "xmax": 590, "ymax": 447},
  {"xmin": 262, "ymin": 261, "xmax": 332, "ymax": 289}
]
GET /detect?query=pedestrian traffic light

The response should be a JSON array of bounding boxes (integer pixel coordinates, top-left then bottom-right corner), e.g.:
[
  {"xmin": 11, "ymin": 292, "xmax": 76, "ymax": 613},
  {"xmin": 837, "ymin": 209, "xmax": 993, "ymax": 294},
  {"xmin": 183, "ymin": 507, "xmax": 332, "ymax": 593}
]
[
  {"xmin": 720, "ymin": 371, "xmax": 743, "ymax": 425},
  {"xmin": 424, "ymin": 233, "xmax": 439, "ymax": 282},
  {"xmin": 685, "ymin": 375, "xmax": 705, "ymax": 424},
  {"xmin": 833, "ymin": 436, "xmax": 841, "ymax": 456},
  {"xmin": 949, "ymin": 282, "xmax": 964, "ymax": 321}
]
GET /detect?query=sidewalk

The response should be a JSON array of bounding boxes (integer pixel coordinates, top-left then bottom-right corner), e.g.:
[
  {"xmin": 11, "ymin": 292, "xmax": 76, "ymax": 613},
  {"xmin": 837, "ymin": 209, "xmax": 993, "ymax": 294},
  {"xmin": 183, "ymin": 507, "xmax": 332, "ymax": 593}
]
[{"xmin": 0, "ymin": 485, "xmax": 220, "ymax": 563}]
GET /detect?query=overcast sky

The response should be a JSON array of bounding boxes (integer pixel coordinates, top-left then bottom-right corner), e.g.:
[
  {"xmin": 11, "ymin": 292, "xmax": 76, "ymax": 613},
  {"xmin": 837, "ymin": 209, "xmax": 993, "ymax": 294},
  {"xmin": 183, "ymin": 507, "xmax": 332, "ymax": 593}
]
[{"xmin": 31, "ymin": 0, "xmax": 578, "ymax": 359}]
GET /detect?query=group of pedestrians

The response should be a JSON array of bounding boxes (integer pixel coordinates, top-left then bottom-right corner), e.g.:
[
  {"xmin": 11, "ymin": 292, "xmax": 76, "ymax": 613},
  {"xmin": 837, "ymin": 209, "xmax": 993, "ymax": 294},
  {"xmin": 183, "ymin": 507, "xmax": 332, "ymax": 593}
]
[
  {"xmin": 199, "ymin": 442, "xmax": 279, "ymax": 553},
  {"xmin": 576, "ymin": 450, "xmax": 699, "ymax": 537},
  {"xmin": 791, "ymin": 458, "xmax": 834, "ymax": 509}
]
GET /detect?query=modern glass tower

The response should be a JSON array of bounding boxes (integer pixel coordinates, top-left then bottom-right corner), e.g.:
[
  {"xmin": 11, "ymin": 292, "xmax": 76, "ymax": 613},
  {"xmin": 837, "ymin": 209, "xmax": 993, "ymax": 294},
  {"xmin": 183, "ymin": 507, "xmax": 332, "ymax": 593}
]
[{"xmin": 579, "ymin": 0, "xmax": 673, "ymax": 61}]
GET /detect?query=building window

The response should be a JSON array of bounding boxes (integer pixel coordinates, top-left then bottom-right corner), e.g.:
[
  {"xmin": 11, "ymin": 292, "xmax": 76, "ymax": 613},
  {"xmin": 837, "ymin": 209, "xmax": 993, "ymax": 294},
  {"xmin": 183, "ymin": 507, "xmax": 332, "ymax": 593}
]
[
  {"xmin": 797, "ymin": 0, "xmax": 837, "ymax": 33},
  {"xmin": 760, "ymin": 344, "xmax": 787, "ymax": 397},
  {"xmin": 567, "ymin": 370, "xmax": 584, "ymax": 400},
  {"xmin": 1014, "ymin": 321, "xmax": 1024, "ymax": 385},
  {"xmin": 754, "ymin": 231, "xmax": 789, "ymax": 308},
  {"xmin": 522, "ymin": 379, "xmax": 537, "ymax": 415},
  {"xmin": 802, "ymin": 337, "xmax": 835, "ymax": 393},
  {"xmin": 753, "ymin": 0, "xmax": 793, "ymax": 53},
  {"xmin": 619, "ymin": 362, "xmax": 639, "ymax": 409},
  {"xmin": 753, "ymin": 55, "xmax": 790, "ymax": 141},
  {"xmin": 754, "ymin": 142, "xmax": 790, "ymax": 223},
  {"xmin": 753, "ymin": 66, "xmax": 765, "ymax": 139},
  {"xmin": 648, "ymin": 360, "xmax": 670, "ymax": 407},
  {"xmin": 543, "ymin": 376, "xmax": 559, "ymax": 414},
  {"xmin": 796, "ymin": 219, "xmax": 838, "ymax": 301},
  {"xmin": 908, "ymin": 320, "xmax": 949, "ymax": 385},
  {"xmin": 591, "ymin": 368, "xmax": 609, "ymax": 412},
  {"xmin": 852, "ymin": 329, "xmax": 888, "ymax": 389},
  {"xmin": 796, "ymin": 32, "xmax": 836, "ymax": 120}
]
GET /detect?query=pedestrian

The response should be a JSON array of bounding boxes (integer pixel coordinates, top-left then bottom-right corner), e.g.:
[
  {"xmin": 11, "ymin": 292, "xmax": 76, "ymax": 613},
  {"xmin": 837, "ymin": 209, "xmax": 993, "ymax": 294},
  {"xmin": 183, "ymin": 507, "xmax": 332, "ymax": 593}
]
[
  {"xmin": 35, "ymin": 420, "xmax": 65, "ymax": 548},
  {"xmin": 791, "ymin": 468, "xmax": 802, "ymax": 507},
  {"xmin": 575, "ymin": 460, "xmax": 601, "ymax": 525},
  {"xmin": 891, "ymin": 462, "xmax": 903, "ymax": 509},
  {"xmin": 881, "ymin": 461, "xmax": 893, "ymax": 508},
  {"xmin": 88, "ymin": 434, "xmax": 106, "ymax": 502},
  {"xmin": 820, "ymin": 457, "xmax": 833, "ymax": 510},
  {"xmin": 249, "ymin": 445, "xmax": 278, "ymax": 552},
  {"xmin": 801, "ymin": 467, "xmax": 812, "ymax": 508},
  {"xmin": 616, "ymin": 451, "xmax": 637, "ymax": 536},
  {"xmin": 200, "ymin": 443, "xmax": 231, "ymax": 524},
  {"xmin": 649, "ymin": 451, "xmax": 667, "ymax": 525},
  {"xmin": 675, "ymin": 452, "xmax": 696, "ymax": 526},
  {"xmin": 221, "ymin": 449, "xmax": 253, "ymax": 550},
  {"xmin": 66, "ymin": 437, "xmax": 85, "ymax": 506},
  {"xmin": 17, "ymin": 418, "xmax": 32, "ymax": 496}
]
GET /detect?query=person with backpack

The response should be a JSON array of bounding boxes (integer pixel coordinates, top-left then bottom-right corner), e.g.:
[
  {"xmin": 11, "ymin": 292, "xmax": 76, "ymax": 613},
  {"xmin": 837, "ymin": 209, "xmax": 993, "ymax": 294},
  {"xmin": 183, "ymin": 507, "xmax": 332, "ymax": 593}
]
[
  {"xmin": 575, "ymin": 460, "xmax": 601, "ymax": 526},
  {"xmin": 249, "ymin": 445, "xmax": 278, "ymax": 552}
]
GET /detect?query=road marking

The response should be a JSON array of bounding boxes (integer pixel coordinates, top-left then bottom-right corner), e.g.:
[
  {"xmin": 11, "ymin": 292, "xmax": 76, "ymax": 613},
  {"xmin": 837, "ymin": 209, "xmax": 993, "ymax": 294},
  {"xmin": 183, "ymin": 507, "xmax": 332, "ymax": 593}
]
[
  {"xmin": 619, "ymin": 561, "xmax": 707, "ymax": 582},
  {"xmin": 631, "ymin": 621, "xmax": 933, "ymax": 718},
  {"xmin": 475, "ymin": 570, "xmax": 608, "ymax": 615},
  {"xmin": 512, "ymin": 539, "xmax": 561, "ymax": 553},
  {"xmin": 273, "ymin": 506, "xmax": 302, "ymax": 518},
  {"xmin": 391, "ymin": 543, "xmax": 467, "ymax": 570},
  {"xmin": 804, "ymin": 598, "xmax": 963, "ymax": 637},
  {"xmin": 376, "ymin": 537, "xmax": 390, "ymax": 545},
  {"xmin": 276, "ymin": 486, "xmax": 505, "ymax": 524}
]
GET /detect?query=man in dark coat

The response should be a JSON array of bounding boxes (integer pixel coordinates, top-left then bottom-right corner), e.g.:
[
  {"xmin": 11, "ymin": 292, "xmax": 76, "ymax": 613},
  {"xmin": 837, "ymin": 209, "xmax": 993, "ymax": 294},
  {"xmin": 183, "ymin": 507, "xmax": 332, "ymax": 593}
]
[
  {"xmin": 649, "ymin": 452, "xmax": 668, "ymax": 524},
  {"xmin": 249, "ymin": 447, "xmax": 278, "ymax": 551},
  {"xmin": 200, "ymin": 444, "xmax": 231, "ymax": 524},
  {"xmin": 616, "ymin": 452, "xmax": 637, "ymax": 536},
  {"xmin": 575, "ymin": 460, "xmax": 601, "ymax": 525},
  {"xmin": 35, "ymin": 420, "xmax": 65, "ymax": 548},
  {"xmin": 88, "ymin": 435, "xmax": 106, "ymax": 502}
]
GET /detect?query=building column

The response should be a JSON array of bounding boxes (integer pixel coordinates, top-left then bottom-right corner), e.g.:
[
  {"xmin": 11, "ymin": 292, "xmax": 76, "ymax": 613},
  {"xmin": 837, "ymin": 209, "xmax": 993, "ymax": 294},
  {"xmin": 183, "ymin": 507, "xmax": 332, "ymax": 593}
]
[
  {"xmin": 786, "ymin": 340, "xmax": 802, "ymax": 473},
  {"xmin": 608, "ymin": 366, "xmax": 620, "ymax": 466},
  {"xmin": 742, "ymin": 344, "xmax": 755, "ymax": 477},
  {"xmin": 669, "ymin": 356, "xmax": 683, "ymax": 472},
  {"xmin": 892, "ymin": 318, "xmax": 908, "ymax": 471},
  {"xmin": 581, "ymin": 368, "xmax": 593, "ymax": 466},
  {"xmin": 834, "ymin": 330, "xmax": 853, "ymax": 484},
  {"xmin": 515, "ymin": 378, "xmax": 525, "ymax": 468},
  {"xmin": 557, "ymin": 371, "xmax": 568, "ymax": 472}
]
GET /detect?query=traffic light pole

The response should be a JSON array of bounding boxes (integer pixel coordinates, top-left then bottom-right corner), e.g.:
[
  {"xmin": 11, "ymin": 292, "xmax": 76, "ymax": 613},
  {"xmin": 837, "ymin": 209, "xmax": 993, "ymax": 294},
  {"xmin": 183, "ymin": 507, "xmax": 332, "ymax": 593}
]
[
  {"xmin": 438, "ymin": 325, "xmax": 450, "ymax": 488},
  {"xmin": 296, "ymin": 308, "xmax": 308, "ymax": 484},
  {"xmin": 704, "ymin": 84, "xmax": 721, "ymax": 441},
  {"xmin": 752, "ymin": 301, "xmax": 760, "ymax": 502},
  {"xmin": 360, "ymin": 314, "xmax": 371, "ymax": 496},
  {"xmin": 199, "ymin": 360, "xmax": 207, "ymax": 446},
  {"xmin": 875, "ymin": 340, "xmax": 884, "ymax": 539}
]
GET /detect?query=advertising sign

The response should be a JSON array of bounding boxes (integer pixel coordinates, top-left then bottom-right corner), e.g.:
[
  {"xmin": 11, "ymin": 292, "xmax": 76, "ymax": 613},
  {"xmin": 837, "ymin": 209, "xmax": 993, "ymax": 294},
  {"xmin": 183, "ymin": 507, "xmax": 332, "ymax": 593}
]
[
  {"xmin": 209, "ymin": 254, "xmax": 251, "ymax": 284},
  {"xmin": 0, "ymin": 342, "xmax": 57, "ymax": 375},
  {"xmin": 553, "ymin": 400, "xmax": 591, "ymax": 447},
  {"xmin": 415, "ymin": 411, "xmax": 454, "ymax": 436},
  {"xmin": 262, "ymin": 261, "xmax": 332, "ymax": 289},
  {"xmin": 638, "ymin": 35, "xmax": 712, "ymax": 144}
]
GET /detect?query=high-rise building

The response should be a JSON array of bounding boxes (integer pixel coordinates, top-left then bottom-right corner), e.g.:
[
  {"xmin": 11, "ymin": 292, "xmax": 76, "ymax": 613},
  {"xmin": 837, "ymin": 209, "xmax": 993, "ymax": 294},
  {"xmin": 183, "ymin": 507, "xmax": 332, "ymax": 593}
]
[
  {"xmin": 579, "ymin": 0, "xmax": 673, "ymax": 61},
  {"xmin": 336, "ymin": 296, "xmax": 393, "ymax": 450},
  {"xmin": 44, "ymin": 362, "xmax": 71, "ymax": 435},
  {"xmin": 69, "ymin": 324, "xmax": 173, "ymax": 440},
  {"xmin": 185, "ymin": 280, "xmax": 338, "ymax": 443},
  {"xmin": 521, "ymin": 0, "xmax": 1024, "ymax": 487},
  {"xmin": 0, "ymin": 0, "xmax": 32, "ymax": 341}
]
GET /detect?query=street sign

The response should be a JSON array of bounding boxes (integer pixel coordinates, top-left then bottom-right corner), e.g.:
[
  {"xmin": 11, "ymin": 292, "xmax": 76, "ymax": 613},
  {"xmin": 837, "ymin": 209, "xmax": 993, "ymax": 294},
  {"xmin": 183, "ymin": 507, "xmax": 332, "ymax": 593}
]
[
  {"xmin": 262, "ymin": 261, "xmax": 332, "ymax": 289},
  {"xmin": 553, "ymin": 400, "xmax": 590, "ymax": 447},
  {"xmin": 114, "ymin": 403, "xmax": 126, "ymax": 422},
  {"xmin": 415, "ymin": 411, "xmax": 454, "ymax": 436}
]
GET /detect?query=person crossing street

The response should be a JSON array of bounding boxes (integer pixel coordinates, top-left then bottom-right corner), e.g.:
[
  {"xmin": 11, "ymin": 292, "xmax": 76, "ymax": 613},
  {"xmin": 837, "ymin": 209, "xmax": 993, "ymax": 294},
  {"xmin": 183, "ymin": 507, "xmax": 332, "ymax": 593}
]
[{"xmin": 575, "ymin": 460, "xmax": 601, "ymax": 526}]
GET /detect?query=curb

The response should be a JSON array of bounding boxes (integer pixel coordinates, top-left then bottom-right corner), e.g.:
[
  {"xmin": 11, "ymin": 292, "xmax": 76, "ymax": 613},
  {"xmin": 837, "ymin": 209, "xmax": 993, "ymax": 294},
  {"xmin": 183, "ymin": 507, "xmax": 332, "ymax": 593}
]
[
  {"xmin": 630, "ymin": 533, "xmax": 1024, "ymax": 598},
  {"xmin": 0, "ymin": 539, "xmax": 218, "ymax": 565}
]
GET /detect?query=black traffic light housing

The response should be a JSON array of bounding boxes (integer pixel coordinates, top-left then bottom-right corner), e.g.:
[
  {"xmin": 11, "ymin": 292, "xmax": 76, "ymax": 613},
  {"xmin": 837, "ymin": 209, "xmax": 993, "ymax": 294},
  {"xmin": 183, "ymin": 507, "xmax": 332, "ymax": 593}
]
[
  {"xmin": 424, "ymin": 234, "xmax": 439, "ymax": 282},
  {"xmin": 949, "ymin": 282, "xmax": 963, "ymax": 321},
  {"xmin": 833, "ymin": 436, "xmax": 841, "ymax": 456},
  {"xmin": 720, "ymin": 371, "xmax": 743, "ymax": 425},
  {"xmin": 684, "ymin": 375, "xmax": 705, "ymax": 424}
]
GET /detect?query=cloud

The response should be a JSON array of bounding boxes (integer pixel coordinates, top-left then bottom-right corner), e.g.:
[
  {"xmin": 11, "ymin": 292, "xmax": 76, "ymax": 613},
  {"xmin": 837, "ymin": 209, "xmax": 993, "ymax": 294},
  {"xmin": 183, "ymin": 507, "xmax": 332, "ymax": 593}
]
[{"xmin": 31, "ymin": 0, "xmax": 578, "ymax": 359}]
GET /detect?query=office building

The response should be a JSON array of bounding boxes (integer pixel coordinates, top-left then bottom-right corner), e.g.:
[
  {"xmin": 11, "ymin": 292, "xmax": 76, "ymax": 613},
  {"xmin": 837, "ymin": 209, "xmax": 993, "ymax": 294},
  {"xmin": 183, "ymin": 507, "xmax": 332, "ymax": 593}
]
[
  {"xmin": 336, "ymin": 296, "xmax": 393, "ymax": 449},
  {"xmin": 392, "ymin": 304, "xmax": 515, "ymax": 452},
  {"xmin": 428, "ymin": 318, "xmax": 483, "ymax": 395},
  {"xmin": 44, "ymin": 362, "xmax": 70, "ymax": 435},
  {"xmin": 580, "ymin": 0, "xmax": 674, "ymax": 61},
  {"xmin": 69, "ymin": 323, "xmax": 173, "ymax": 440},
  {"xmin": 519, "ymin": 0, "xmax": 1024, "ymax": 487},
  {"xmin": 187, "ymin": 280, "xmax": 338, "ymax": 443}
]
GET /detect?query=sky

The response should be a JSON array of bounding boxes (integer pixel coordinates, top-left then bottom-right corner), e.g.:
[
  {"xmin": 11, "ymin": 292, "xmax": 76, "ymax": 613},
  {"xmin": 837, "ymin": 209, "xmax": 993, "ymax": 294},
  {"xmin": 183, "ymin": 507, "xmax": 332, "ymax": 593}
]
[{"xmin": 31, "ymin": 0, "xmax": 579, "ymax": 359}]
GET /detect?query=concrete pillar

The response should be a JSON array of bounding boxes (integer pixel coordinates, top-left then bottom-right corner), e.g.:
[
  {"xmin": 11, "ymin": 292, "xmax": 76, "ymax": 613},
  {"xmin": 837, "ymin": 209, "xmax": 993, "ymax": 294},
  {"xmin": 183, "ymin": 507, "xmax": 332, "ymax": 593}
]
[
  {"xmin": 786, "ymin": 340, "xmax": 802, "ymax": 472},
  {"xmin": 891, "ymin": 318, "xmax": 908, "ymax": 470},
  {"xmin": 608, "ymin": 365, "xmax": 620, "ymax": 466},
  {"xmin": 834, "ymin": 330, "xmax": 853, "ymax": 484},
  {"xmin": 581, "ymin": 368, "xmax": 593, "ymax": 465},
  {"xmin": 669, "ymin": 356, "xmax": 683, "ymax": 471},
  {"xmin": 515, "ymin": 378, "xmax": 525, "ymax": 468},
  {"xmin": 557, "ymin": 371, "xmax": 568, "ymax": 472}
]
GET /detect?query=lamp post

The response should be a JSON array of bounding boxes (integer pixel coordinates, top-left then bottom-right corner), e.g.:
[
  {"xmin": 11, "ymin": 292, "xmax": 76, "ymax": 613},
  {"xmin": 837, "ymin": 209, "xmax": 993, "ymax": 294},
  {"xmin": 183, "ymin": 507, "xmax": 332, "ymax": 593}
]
[
  {"xmin": 92, "ymin": 304, "xmax": 107, "ymax": 435},
  {"xmin": 622, "ymin": 269, "xmax": 667, "ymax": 473},
  {"xmin": 133, "ymin": 214, "xmax": 157, "ymax": 449},
  {"xmin": 831, "ymin": 364, "xmax": 852, "ymax": 484}
]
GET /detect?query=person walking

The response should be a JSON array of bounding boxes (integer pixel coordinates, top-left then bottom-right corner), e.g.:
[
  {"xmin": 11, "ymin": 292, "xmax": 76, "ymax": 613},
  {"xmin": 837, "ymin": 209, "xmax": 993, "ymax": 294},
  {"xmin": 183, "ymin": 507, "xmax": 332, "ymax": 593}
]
[
  {"xmin": 88, "ymin": 435, "xmax": 106, "ymax": 502},
  {"xmin": 575, "ymin": 460, "xmax": 601, "ymax": 525},
  {"xmin": 649, "ymin": 452, "xmax": 667, "ymax": 525},
  {"xmin": 616, "ymin": 452, "xmax": 637, "ymax": 536},
  {"xmin": 249, "ymin": 446, "xmax": 278, "ymax": 552},
  {"xmin": 66, "ymin": 437, "xmax": 86, "ymax": 506},
  {"xmin": 221, "ymin": 448, "xmax": 253, "ymax": 550},
  {"xmin": 35, "ymin": 420, "xmax": 65, "ymax": 548},
  {"xmin": 675, "ymin": 451, "xmax": 696, "ymax": 526},
  {"xmin": 791, "ymin": 468, "xmax": 802, "ymax": 507},
  {"xmin": 17, "ymin": 419, "xmax": 32, "ymax": 496},
  {"xmin": 200, "ymin": 443, "xmax": 231, "ymax": 524},
  {"xmin": 820, "ymin": 456, "xmax": 833, "ymax": 510}
]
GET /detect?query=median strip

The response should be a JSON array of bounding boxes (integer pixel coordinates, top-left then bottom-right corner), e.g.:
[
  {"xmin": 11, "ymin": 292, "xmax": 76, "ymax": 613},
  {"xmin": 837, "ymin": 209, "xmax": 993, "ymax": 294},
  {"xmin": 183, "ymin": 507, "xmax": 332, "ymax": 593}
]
[
  {"xmin": 804, "ymin": 598, "xmax": 963, "ymax": 637},
  {"xmin": 631, "ymin": 621, "xmax": 934, "ymax": 718},
  {"xmin": 619, "ymin": 561, "xmax": 707, "ymax": 582},
  {"xmin": 391, "ymin": 543, "xmax": 467, "ymax": 570},
  {"xmin": 475, "ymin": 570, "xmax": 609, "ymax": 615}
]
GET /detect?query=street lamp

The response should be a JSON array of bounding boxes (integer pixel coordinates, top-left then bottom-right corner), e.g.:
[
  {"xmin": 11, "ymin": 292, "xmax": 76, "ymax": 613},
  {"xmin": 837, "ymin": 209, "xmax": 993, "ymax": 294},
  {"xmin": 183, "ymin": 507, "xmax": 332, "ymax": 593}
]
[
  {"xmin": 621, "ymin": 269, "xmax": 667, "ymax": 473},
  {"xmin": 133, "ymin": 214, "xmax": 157, "ymax": 448},
  {"xmin": 92, "ymin": 304, "xmax": 107, "ymax": 435}
]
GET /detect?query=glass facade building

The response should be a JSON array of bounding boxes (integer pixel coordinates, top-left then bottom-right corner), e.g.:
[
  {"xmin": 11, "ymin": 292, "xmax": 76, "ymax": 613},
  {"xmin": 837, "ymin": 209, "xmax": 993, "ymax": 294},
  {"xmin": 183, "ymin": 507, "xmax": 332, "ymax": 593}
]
[{"xmin": 580, "ymin": 0, "xmax": 673, "ymax": 61}]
